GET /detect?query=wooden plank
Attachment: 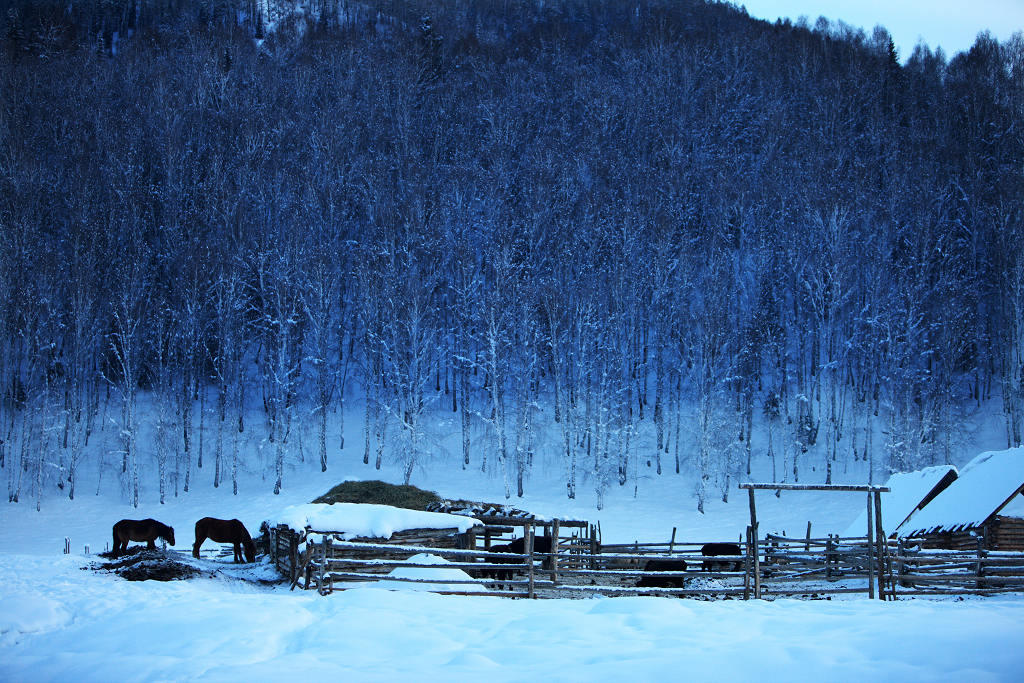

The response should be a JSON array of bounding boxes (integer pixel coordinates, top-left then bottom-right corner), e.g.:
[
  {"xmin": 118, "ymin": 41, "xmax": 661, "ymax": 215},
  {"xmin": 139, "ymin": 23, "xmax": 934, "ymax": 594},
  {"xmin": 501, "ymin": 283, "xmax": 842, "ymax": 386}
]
[{"xmin": 739, "ymin": 483, "xmax": 890, "ymax": 492}]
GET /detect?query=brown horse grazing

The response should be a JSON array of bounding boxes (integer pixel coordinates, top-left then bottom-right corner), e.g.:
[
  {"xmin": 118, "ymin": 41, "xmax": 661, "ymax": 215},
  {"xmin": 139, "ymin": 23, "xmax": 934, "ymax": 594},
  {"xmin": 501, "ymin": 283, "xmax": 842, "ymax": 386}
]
[
  {"xmin": 193, "ymin": 517, "xmax": 256, "ymax": 563},
  {"xmin": 112, "ymin": 519, "xmax": 175, "ymax": 556}
]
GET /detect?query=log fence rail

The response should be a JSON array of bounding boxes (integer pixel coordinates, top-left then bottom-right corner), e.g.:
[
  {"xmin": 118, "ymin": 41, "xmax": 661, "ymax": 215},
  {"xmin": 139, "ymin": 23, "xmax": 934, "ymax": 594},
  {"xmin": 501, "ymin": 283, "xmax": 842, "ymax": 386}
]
[{"xmin": 262, "ymin": 521, "xmax": 1024, "ymax": 599}]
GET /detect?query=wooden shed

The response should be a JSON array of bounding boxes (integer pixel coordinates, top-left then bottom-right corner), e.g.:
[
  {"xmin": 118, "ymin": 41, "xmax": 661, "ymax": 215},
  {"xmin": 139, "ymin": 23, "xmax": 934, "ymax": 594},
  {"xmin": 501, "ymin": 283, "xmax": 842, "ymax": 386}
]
[
  {"xmin": 899, "ymin": 448, "xmax": 1024, "ymax": 551},
  {"xmin": 426, "ymin": 499, "xmax": 596, "ymax": 555}
]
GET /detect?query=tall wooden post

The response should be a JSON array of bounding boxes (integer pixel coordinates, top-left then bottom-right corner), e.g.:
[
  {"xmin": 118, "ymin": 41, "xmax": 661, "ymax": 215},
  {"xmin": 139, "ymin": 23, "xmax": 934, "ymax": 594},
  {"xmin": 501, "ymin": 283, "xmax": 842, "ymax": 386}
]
[
  {"xmin": 526, "ymin": 522, "xmax": 536, "ymax": 599},
  {"xmin": 873, "ymin": 490, "xmax": 887, "ymax": 600},
  {"xmin": 748, "ymin": 487, "xmax": 761, "ymax": 599},
  {"xmin": 589, "ymin": 524, "xmax": 598, "ymax": 570},
  {"xmin": 865, "ymin": 493, "xmax": 875, "ymax": 599},
  {"xmin": 743, "ymin": 526, "xmax": 752, "ymax": 600},
  {"xmin": 550, "ymin": 519, "xmax": 561, "ymax": 584}
]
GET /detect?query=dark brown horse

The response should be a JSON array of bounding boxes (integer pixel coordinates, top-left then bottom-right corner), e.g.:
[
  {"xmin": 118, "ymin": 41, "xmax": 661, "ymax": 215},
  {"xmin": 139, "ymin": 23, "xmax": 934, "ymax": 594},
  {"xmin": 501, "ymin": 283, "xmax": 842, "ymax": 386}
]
[
  {"xmin": 112, "ymin": 519, "xmax": 175, "ymax": 556},
  {"xmin": 193, "ymin": 517, "xmax": 256, "ymax": 563}
]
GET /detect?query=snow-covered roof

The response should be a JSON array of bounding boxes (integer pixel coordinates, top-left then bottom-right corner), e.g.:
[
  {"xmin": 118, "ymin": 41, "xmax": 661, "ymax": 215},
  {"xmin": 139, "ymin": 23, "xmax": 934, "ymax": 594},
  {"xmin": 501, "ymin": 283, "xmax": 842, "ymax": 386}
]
[
  {"xmin": 268, "ymin": 503, "xmax": 481, "ymax": 540},
  {"xmin": 841, "ymin": 465, "xmax": 958, "ymax": 537},
  {"xmin": 900, "ymin": 447, "xmax": 1024, "ymax": 536}
]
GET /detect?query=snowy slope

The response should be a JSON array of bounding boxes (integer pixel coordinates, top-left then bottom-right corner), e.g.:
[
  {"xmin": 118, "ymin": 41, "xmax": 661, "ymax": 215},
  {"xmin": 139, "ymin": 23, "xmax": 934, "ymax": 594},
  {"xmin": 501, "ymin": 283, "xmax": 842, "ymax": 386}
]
[
  {"xmin": 2, "ymin": 455, "xmax": 1024, "ymax": 680},
  {"xmin": 3, "ymin": 436, "xmax": 1023, "ymax": 681}
]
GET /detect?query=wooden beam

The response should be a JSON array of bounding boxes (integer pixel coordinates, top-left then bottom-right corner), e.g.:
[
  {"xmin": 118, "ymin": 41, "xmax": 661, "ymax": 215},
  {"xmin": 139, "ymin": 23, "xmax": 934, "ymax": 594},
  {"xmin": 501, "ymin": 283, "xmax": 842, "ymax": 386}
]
[{"xmin": 739, "ymin": 483, "xmax": 890, "ymax": 492}]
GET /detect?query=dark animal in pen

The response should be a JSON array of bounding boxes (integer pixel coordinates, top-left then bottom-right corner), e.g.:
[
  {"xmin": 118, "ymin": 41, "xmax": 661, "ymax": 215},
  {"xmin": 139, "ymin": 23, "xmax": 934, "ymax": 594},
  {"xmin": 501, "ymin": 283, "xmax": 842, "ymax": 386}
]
[
  {"xmin": 508, "ymin": 535, "xmax": 555, "ymax": 569},
  {"xmin": 483, "ymin": 536, "xmax": 556, "ymax": 587},
  {"xmin": 112, "ymin": 519, "xmax": 175, "ymax": 556},
  {"xmin": 635, "ymin": 558, "xmax": 688, "ymax": 588},
  {"xmin": 483, "ymin": 542, "xmax": 520, "ymax": 587},
  {"xmin": 193, "ymin": 517, "xmax": 257, "ymax": 563},
  {"xmin": 700, "ymin": 542, "xmax": 743, "ymax": 572}
]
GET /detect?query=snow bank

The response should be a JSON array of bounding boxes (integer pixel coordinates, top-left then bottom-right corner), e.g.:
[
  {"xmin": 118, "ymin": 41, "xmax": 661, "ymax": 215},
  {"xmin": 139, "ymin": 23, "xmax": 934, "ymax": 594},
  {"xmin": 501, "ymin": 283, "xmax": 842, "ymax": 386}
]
[
  {"xmin": 842, "ymin": 466, "xmax": 958, "ymax": 537},
  {"xmin": 367, "ymin": 553, "xmax": 486, "ymax": 593},
  {"xmin": 902, "ymin": 448, "xmax": 1024, "ymax": 535},
  {"xmin": 2, "ymin": 552, "xmax": 1024, "ymax": 682},
  {"xmin": 268, "ymin": 503, "xmax": 480, "ymax": 539},
  {"xmin": 0, "ymin": 592, "xmax": 69, "ymax": 644}
]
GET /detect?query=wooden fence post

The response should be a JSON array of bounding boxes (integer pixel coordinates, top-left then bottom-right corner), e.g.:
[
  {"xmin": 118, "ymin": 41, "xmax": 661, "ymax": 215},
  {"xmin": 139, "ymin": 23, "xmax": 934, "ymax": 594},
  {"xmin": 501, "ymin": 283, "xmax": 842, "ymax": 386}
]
[
  {"xmin": 290, "ymin": 534, "xmax": 299, "ymax": 586},
  {"xmin": 976, "ymin": 536, "xmax": 986, "ymax": 591},
  {"xmin": 669, "ymin": 527, "xmax": 676, "ymax": 554},
  {"xmin": 748, "ymin": 487, "xmax": 761, "ymax": 599},
  {"xmin": 805, "ymin": 522, "xmax": 812, "ymax": 552},
  {"xmin": 873, "ymin": 490, "xmax": 887, "ymax": 600},
  {"xmin": 589, "ymin": 524, "xmax": 598, "ymax": 570},
  {"xmin": 526, "ymin": 522, "xmax": 536, "ymax": 599},
  {"xmin": 318, "ymin": 536, "xmax": 331, "ymax": 595},
  {"xmin": 743, "ymin": 526, "xmax": 752, "ymax": 600},
  {"xmin": 825, "ymin": 536, "xmax": 833, "ymax": 581},
  {"xmin": 866, "ymin": 494, "xmax": 875, "ymax": 599},
  {"xmin": 550, "ymin": 519, "xmax": 561, "ymax": 585}
]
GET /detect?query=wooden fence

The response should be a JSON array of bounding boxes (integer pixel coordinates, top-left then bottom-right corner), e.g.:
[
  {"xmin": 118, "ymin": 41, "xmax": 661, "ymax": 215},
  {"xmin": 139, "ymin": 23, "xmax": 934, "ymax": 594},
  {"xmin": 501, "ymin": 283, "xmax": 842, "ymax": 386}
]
[{"xmin": 262, "ymin": 523, "xmax": 1024, "ymax": 599}]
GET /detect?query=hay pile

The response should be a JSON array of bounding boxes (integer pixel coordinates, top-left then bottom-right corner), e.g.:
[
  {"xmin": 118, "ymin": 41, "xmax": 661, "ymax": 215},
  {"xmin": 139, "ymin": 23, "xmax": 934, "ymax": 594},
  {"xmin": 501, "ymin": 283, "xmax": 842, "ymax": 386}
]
[
  {"xmin": 91, "ymin": 547, "xmax": 200, "ymax": 582},
  {"xmin": 311, "ymin": 480, "xmax": 536, "ymax": 519},
  {"xmin": 312, "ymin": 480, "xmax": 442, "ymax": 509}
]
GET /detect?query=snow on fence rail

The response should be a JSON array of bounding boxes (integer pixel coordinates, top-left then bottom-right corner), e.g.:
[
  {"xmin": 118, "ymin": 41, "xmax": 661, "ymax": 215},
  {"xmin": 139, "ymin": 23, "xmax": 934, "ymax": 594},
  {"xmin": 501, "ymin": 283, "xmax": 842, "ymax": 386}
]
[{"xmin": 260, "ymin": 519, "xmax": 1024, "ymax": 600}]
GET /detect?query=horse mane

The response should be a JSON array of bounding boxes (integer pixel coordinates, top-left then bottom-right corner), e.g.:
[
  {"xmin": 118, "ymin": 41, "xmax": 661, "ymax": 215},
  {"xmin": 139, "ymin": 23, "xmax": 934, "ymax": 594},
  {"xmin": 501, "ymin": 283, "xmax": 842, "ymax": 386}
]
[{"xmin": 235, "ymin": 520, "xmax": 253, "ymax": 543}]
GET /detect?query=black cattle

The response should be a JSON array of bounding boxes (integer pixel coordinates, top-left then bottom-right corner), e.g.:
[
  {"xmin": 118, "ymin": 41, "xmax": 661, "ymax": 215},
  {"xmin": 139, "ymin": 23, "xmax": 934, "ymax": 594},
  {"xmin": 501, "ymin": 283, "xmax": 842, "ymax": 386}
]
[
  {"xmin": 635, "ymin": 558, "xmax": 688, "ymax": 588},
  {"xmin": 508, "ymin": 535, "xmax": 555, "ymax": 568},
  {"xmin": 701, "ymin": 542, "xmax": 743, "ymax": 572},
  {"xmin": 484, "ymin": 535, "xmax": 557, "ymax": 586},
  {"xmin": 484, "ymin": 542, "xmax": 520, "ymax": 586}
]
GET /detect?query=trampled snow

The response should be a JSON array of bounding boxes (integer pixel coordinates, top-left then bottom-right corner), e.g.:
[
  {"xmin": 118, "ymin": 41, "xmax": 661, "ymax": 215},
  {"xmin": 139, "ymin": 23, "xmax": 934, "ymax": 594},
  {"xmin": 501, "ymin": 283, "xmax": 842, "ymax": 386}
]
[{"xmin": 901, "ymin": 447, "xmax": 1024, "ymax": 535}]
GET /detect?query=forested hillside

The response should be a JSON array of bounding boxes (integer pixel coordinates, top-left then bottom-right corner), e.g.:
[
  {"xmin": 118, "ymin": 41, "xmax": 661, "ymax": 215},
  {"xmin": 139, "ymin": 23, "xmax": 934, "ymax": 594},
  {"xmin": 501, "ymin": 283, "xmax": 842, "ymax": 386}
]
[{"xmin": 2, "ymin": 0, "xmax": 1022, "ymax": 509}]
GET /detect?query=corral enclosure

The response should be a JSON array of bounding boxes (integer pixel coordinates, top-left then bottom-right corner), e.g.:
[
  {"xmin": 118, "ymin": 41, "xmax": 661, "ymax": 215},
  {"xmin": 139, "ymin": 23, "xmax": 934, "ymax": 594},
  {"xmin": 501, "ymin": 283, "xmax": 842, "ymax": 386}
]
[{"xmin": 261, "ymin": 482, "xmax": 1024, "ymax": 600}]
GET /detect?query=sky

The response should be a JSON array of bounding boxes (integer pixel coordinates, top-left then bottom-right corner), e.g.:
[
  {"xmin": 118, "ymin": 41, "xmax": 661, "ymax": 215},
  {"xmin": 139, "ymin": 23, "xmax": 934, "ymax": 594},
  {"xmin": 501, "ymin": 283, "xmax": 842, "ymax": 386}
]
[{"xmin": 739, "ymin": 0, "xmax": 1024, "ymax": 61}]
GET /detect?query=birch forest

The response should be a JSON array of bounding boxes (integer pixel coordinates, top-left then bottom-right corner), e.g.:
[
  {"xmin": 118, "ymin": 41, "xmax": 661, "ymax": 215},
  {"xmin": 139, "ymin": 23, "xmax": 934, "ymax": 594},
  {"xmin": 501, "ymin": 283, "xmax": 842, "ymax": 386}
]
[{"xmin": 2, "ymin": 0, "xmax": 1023, "ymax": 509}]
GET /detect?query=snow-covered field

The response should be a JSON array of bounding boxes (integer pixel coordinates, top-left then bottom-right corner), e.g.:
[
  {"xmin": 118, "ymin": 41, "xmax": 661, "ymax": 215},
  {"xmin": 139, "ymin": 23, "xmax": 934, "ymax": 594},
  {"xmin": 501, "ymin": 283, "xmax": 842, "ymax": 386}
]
[{"xmin": 3, "ymin": 455, "xmax": 1024, "ymax": 681}]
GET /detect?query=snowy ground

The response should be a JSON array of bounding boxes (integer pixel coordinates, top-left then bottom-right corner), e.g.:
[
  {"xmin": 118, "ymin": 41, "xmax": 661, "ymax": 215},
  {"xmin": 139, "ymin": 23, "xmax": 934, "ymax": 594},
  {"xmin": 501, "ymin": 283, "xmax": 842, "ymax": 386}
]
[{"xmin": 3, "ymin": 454, "xmax": 1024, "ymax": 681}]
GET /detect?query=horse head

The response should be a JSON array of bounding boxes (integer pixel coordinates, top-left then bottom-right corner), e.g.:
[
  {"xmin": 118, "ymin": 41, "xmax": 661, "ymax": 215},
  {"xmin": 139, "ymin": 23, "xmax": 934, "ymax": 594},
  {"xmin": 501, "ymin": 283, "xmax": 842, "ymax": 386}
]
[{"xmin": 243, "ymin": 538, "xmax": 257, "ymax": 563}]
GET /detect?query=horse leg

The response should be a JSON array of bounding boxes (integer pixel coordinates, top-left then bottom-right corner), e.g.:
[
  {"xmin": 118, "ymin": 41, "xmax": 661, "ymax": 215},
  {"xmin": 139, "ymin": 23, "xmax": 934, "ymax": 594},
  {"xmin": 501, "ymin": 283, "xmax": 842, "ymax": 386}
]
[
  {"xmin": 233, "ymin": 542, "xmax": 242, "ymax": 563},
  {"xmin": 193, "ymin": 533, "xmax": 205, "ymax": 559},
  {"xmin": 147, "ymin": 539, "xmax": 157, "ymax": 550}
]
